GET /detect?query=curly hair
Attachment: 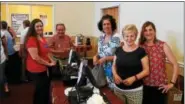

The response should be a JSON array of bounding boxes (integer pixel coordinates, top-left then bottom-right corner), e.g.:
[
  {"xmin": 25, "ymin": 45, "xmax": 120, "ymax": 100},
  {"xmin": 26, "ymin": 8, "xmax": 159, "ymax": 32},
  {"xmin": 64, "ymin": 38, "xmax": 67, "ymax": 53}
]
[{"xmin": 98, "ymin": 14, "xmax": 117, "ymax": 33}]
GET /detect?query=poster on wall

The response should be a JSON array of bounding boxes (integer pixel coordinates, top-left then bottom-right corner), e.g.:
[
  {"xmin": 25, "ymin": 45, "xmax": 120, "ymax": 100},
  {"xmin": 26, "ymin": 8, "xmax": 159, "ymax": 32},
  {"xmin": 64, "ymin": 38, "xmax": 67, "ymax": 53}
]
[
  {"xmin": 11, "ymin": 14, "xmax": 29, "ymax": 35},
  {"xmin": 40, "ymin": 14, "xmax": 48, "ymax": 27}
]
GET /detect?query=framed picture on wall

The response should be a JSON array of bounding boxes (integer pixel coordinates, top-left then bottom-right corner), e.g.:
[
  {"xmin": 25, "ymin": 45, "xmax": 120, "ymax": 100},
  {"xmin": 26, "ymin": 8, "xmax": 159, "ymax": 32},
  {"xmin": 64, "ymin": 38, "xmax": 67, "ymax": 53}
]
[{"xmin": 11, "ymin": 14, "xmax": 29, "ymax": 36}]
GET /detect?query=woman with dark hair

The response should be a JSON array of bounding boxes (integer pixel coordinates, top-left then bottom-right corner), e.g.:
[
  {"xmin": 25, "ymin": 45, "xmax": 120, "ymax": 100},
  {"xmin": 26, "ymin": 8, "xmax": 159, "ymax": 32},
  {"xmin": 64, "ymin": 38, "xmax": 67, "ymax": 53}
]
[
  {"xmin": 24, "ymin": 18, "xmax": 56, "ymax": 104},
  {"xmin": 93, "ymin": 14, "xmax": 120, "ymax": 89},
  {"xmin": 139, "ymin": 21, "xmax": 179, "ymax": 104}
]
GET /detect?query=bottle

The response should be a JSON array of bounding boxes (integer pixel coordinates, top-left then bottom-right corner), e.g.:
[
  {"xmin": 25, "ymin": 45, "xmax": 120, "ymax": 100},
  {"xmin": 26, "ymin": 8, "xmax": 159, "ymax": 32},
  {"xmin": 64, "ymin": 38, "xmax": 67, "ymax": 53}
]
[{"xmin": 86, "ymin": 37, "xmax": 91, "ymax": 45}]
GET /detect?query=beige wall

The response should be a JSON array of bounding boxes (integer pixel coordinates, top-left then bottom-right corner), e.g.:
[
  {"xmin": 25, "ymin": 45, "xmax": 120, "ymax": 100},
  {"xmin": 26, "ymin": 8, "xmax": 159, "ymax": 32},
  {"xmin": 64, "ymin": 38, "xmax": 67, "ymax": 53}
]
[
  {"xmin": 166, "ymin": 62, "xmax": 184, "ymax": 81},
  {"xmin": 54, "ymin": 2, "xmax": 95, "ymax": 36},
  {"xmin": 3, "ymin": 2, "xmax": 95, "ymax": 36}
]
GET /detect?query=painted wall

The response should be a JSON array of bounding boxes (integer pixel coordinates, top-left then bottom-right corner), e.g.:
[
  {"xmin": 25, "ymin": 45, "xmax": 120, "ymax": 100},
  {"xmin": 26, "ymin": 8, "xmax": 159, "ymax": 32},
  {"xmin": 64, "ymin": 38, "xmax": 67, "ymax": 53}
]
[
  {"xmin": 1, "ymin": 3, "xmax": 7, "ymax": 21},
  {"xmin": 1, "ymin": 2, "xmax": 95, "ymax": 36},
  {"xmin": 1, "ymin": 3, "xmax": 53, "ymax": 35},
  {"xmin": 94, "ymin": 2, "xmax": 184, "ymax": 64}
]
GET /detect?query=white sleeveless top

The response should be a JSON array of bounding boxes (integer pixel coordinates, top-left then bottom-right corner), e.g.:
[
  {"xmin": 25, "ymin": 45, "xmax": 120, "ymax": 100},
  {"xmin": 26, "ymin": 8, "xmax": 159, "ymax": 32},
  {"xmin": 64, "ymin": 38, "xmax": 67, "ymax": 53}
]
[{"xmin": 1, "ymin": 31, "xmax": 6, "ymax": 64}]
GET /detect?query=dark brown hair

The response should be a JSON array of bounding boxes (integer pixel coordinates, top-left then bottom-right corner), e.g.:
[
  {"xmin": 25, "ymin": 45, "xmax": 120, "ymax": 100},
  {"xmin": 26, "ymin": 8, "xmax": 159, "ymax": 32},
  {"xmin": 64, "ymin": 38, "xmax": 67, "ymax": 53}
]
[
  {"xmin": 1, "ymin": 21, "xmax": 8, "ymax": 29},
  {"xmin": 23, "ymin": 18, "xmax": 43, "ymax": 60},
  {"xmin": 98, "ymin": 14, "xmax": 117, "ymax": 33},
  {"xmin": 23, "ymin": 20, "xmax": 30, "ymax": 27},
  {"xmin": 139, "ymin": 21, "xmax": 158, "ymax": 45}
]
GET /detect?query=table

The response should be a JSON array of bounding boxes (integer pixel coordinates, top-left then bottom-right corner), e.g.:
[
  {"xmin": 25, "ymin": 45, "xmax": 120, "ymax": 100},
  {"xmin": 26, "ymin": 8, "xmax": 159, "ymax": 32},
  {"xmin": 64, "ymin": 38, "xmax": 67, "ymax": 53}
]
[{"xmin": 51, "ymin": 81, "xmax": 124, "ymax": 104}]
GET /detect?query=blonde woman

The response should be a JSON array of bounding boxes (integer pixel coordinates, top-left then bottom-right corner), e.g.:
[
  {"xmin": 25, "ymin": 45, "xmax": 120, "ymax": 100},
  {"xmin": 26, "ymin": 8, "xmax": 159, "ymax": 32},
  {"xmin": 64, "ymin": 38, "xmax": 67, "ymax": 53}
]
[{"xmin": 112, "ymin": 24, "xmax": 149, "ymax": 104}]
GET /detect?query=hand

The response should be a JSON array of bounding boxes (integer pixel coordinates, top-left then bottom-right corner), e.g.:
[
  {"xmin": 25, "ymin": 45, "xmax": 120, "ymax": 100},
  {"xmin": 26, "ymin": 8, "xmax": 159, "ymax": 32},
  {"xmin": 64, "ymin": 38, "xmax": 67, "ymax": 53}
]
[
  {"xmin": 158, "ymin": 83, "xmax": 174, "ymax": 93},
  {"xmin": 113, "ymin": 74, "xmax": 122, "ymax": 84},
  {"xmin": 52, "ymin": 60, "xmax": 56, "ymax": 65},
  {"xmin": 93, "ymin": 55, "xmax": 99, "ymax": 65},
  {"xmin": 122, "ymin": 76, "xmax": 136, "ymax": 86},
  {"xmin": 97, "ymin": 57, "xmax": 106, "ymax": 65},
  {"xmin": 48, "ymin": 61, "xmax": 56, "ymax": 66}
]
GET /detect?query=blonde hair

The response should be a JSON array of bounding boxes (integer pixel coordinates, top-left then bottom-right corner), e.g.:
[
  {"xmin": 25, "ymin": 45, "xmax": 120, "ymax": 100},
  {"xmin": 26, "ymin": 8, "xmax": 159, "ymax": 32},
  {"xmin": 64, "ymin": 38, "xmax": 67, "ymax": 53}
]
[{"xmin": 122, "ymin": 24, "xmax": 138, "ymax": 37}]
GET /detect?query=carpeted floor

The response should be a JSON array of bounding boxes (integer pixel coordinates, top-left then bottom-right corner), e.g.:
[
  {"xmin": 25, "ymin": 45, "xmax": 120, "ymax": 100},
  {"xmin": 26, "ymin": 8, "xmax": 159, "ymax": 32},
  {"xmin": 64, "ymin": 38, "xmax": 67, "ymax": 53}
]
[
  {"xmin": 0, "ymin": 80, "xmax": 123, "ymax": 104},
  {"xmin": 0, "ymin": 83, "xmax": 34, "ymax": 104}
]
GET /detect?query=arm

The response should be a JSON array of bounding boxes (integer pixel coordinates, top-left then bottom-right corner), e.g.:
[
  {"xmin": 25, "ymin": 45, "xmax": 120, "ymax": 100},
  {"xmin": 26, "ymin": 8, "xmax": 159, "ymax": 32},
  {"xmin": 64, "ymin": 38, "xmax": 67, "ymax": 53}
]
[
  {"xmin": 98, "ymin": 55, "xmax": 114, "ymax": 65},
  {"xmin": 159, "ymin": 43, "xmax": 179, "ymax": 93},
  {"xmin": 135, "ymin": 56, "xmax": 149, "ymax": 80},
  {"xmin": 104, "ymin": 56, "xmax": 114, "ymax": 61},
  {"xmin": 164, "ymin": 43, "xmax": 179, "ymax": 84},
  {"xmin": 48, "ymin": 53, "xmax": 56, "ymax": 64},
  {"xmin": 27, "ymin": 47, "xmax": 52, "ymax": 66},
  {"xmin": 2, "ymin": 36, "xmax": 8, "ymax": 59},
  {"xmin": 93, "ymin": 54, "xmax": 99, "ymax": 65},
  {"xmin": 50, "ymin": 49, "xmax": 65, "ymax": 53},
  {"xmin": 112, "ymin": 56, "xmax": 122, "ymax": 84},
  {"xmin": 9, "ymin": 27, "xmax": 17, "ymax": 40}
]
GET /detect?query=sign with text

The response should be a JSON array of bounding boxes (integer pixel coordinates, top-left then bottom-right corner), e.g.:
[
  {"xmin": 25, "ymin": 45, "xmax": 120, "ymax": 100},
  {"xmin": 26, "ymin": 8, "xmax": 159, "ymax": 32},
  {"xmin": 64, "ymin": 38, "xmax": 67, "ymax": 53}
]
[{"xmin": 11, "ymin": 14, "xmax": 29, "ymax": 35}]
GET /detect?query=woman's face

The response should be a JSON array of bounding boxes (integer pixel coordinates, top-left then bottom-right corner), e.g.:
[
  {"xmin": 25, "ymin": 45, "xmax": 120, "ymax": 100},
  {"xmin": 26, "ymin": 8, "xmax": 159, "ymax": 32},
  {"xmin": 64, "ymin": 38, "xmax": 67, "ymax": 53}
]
[
  {"xmin": 102, "ymin": 19, "xmax": 112, "ymax": 34},
  {"xmin": 35, "ymin": 22, "xmax": 43, "ymax": 35},
  {"xmin": 143, "ymin": 25, "xmax": 156, "ymax": 41},
  {"xmin": 123, "ymin": 31, "xmax": 136, "ymax": 46}
]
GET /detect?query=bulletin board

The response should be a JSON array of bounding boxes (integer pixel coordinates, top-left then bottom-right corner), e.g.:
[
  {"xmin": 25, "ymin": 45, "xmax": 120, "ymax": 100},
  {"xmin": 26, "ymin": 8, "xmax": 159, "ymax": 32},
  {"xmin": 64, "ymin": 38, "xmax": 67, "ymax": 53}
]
[
  {"xmin": 6, "ymin": 4, "xmax": 30, "ymax": 35},
  {"xmin": 11, "ymin": 13, "xmax": 29, "ymax": 35},
  {"xmin": 1, "ymin": 3, "xmax": 53, "ymax": 36}
]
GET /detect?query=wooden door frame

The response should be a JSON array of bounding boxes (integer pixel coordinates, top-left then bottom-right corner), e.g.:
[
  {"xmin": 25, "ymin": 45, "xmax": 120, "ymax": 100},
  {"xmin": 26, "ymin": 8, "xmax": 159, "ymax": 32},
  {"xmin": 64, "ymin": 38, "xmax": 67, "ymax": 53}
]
[{"xmin": 101, "ymin": 5, "xmax": 120, "ymax": 33}]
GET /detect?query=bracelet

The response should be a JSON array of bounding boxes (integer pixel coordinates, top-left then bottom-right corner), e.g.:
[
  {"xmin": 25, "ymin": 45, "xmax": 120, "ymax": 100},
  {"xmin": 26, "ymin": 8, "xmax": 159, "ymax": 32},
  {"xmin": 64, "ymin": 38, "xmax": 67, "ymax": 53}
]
[
  {"xmin": 135, "ymin": 75, "xmax": 138, "ymax": 81},
  {"xmin": 170, "ymin": 81, "xmax": 176, "ymax": 85}
]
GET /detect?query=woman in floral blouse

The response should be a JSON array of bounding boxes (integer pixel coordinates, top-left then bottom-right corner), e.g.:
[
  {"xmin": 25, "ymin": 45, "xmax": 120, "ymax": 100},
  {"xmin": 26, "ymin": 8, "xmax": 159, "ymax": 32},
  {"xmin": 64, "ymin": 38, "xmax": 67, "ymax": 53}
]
[{"xmin": 93, "ymin": 14, "xmax": 120, "ymax": 89}]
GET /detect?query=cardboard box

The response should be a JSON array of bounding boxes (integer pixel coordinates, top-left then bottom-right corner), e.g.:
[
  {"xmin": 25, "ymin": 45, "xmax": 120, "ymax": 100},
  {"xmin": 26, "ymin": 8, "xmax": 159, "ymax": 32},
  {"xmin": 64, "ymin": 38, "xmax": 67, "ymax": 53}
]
[{"xmin": 167, "ymin": 87, "xmax": 183, "ymax": 104}]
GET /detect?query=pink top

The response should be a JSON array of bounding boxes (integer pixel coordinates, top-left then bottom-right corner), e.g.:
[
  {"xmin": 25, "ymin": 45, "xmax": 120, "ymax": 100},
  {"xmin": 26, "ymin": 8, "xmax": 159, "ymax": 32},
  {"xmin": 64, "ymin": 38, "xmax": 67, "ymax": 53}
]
[{"xmin": 142, "ymin": 40, "xmax": 168, "ymax": 86}]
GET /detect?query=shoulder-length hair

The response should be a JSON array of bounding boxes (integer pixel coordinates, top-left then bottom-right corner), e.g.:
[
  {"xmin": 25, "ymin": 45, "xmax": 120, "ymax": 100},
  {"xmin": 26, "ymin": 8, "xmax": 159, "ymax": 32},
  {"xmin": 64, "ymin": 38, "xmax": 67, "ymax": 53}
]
[{"xmin": 139, "ymin": 21, "xmax": 158, "ymax": 45}]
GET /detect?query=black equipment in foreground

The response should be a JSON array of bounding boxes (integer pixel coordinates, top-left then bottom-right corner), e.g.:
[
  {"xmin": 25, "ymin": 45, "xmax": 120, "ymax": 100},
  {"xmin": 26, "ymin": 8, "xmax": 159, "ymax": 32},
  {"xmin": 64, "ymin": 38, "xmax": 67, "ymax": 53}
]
[{"xmin": 68, "ymin": 59, "xmax": 111, "ymax": 104}]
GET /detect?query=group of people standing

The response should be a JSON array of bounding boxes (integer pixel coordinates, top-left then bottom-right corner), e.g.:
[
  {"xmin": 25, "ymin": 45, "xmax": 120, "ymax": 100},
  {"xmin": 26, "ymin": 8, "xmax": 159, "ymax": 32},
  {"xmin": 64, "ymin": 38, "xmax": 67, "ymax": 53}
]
[
  {"xmin": 93, "ymin": 14, "xmax": 179, "ymax": 104},
  {"xmin": 0, "ymin": 14, "xmax": 179, "ymax": 104}
]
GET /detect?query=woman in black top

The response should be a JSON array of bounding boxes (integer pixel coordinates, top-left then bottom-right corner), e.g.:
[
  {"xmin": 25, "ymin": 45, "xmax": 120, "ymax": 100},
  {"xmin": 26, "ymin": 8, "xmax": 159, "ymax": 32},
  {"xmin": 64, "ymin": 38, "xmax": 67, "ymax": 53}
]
[{"xmin": 112, "ymin": 24, "xmax": 149, "ymax": 104}]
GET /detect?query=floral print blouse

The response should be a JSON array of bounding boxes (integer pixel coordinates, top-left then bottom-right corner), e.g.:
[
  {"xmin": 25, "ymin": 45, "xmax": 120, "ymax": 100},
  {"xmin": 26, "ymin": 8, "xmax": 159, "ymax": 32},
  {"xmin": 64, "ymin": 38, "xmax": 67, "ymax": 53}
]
[{"xmin": 98, "ymin": 34, "xmax": 120, "ymax": 79}]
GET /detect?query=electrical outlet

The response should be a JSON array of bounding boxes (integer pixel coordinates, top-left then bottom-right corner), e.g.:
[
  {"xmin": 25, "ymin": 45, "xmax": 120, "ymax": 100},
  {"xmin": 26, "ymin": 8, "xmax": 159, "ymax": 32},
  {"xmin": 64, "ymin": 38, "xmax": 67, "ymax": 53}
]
[{"xmin": 174, "ymin": 94, "xmax": 182, "ymax": 101}]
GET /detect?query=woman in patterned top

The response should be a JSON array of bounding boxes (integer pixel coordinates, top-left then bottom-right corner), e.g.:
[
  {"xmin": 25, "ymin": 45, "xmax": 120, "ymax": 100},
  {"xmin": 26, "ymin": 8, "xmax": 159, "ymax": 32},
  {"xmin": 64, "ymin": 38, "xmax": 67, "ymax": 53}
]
[
  {"xmin": 93, "ymin": 14, "xmax": 120, "ymax": 89},
  {"xmin": 139, "ymin": 21, "xmax": 179, "ymax": 104}
]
